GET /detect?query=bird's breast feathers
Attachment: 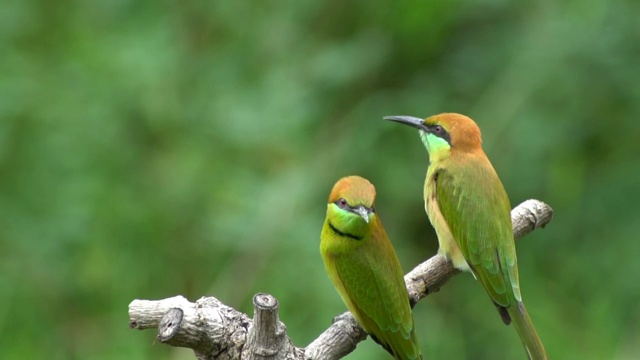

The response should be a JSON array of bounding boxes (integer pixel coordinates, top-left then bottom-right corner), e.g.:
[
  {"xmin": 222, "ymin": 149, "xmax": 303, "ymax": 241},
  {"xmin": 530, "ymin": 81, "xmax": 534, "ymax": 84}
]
[{"xmin": 425, "ymin": 167, "xmax": 471, "ymax": 272}]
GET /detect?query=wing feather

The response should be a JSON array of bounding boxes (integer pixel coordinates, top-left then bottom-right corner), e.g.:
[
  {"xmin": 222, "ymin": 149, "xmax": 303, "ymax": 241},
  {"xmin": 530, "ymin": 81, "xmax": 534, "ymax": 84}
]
[
  {"xmin": 435, "ymin": 155, "xmax": 521, "ymax": 307},
  {"xmin": 332, "ymin": 224, "xmax": 420, "ymax": 360}
]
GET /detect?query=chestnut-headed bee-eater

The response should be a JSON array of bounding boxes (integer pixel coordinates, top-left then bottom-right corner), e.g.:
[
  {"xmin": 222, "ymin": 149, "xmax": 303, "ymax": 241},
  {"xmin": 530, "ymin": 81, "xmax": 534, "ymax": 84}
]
[
  {"xmin": 320, "ymin": 176, "xmax": 422, "ymax": 360},
  {"xmin": 384, "ymin": 113, "xmax": 548, "ymax": 360}
]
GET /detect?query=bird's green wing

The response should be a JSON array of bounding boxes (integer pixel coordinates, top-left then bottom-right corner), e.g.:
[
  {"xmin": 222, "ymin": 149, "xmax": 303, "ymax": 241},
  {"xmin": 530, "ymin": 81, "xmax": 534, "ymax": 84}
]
[
  {"xmin": 434, "ymin": 159, "xmax": 521, "ymax": 307},
  {"xmin": 333, "ymin": 228, "xmax": 421, "ymax": 360}
]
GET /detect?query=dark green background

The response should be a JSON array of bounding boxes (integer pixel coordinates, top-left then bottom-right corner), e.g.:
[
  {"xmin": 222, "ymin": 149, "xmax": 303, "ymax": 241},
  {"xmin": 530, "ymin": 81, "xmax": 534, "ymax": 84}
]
[{"xmin": 2, "ymin": 1, "xmax": 639, "ymax": 359}]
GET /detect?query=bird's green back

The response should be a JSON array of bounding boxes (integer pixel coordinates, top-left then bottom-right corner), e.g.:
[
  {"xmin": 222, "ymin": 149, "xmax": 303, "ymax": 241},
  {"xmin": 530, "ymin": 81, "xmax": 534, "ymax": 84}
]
[{"xmin": 433, "ymin": 153, "xmax": 521, "ymax": 307}]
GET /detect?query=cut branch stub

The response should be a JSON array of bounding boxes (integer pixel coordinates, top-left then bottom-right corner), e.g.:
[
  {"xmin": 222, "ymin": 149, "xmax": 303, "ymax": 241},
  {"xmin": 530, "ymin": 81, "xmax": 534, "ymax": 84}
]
[
  {"xmin": 511, "ymin": 199, "xmax": 553, "ymax": 238},
  {"xmin": 243, "ymin": 293, "xmax": 303, "ymax": 359},
  {"xmin": 244, "ymin": 293, "xmax": 284, "ymax": 359},
  {"xmin": 129, "ymin": 296, "xmax": 252, "ymax": 359},
  {"xmin": 158, "ymin": 308, "xmax": 184, "ymax": 342}
]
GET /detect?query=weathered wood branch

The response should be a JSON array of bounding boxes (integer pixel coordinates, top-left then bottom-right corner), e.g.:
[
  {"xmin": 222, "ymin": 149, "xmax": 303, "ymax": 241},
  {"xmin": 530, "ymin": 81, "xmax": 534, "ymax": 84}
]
[{"xmin": 129, "ymin": 199, "xmax": 553, "ymax": 360}]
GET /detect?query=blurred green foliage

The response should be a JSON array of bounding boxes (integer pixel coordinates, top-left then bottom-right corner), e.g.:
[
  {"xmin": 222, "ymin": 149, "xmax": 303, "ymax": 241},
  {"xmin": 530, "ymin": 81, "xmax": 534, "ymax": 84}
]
[{"xmin": 1, "ymin": 0, "xmax": 639, "ymax": 359}]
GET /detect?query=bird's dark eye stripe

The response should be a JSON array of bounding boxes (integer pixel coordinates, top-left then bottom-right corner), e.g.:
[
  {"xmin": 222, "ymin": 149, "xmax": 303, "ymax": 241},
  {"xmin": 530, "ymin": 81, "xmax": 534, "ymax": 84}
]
[{"xmin": 427, "ymin": 124, "xmax": 451, "ymax": 145}]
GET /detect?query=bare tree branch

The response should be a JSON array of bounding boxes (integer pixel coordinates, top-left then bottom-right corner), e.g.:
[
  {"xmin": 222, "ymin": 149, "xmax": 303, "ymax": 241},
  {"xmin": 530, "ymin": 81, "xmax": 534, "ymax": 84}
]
[{"xmin": 129, "ymin": 199, "xmax": 553, "ymax": 360}]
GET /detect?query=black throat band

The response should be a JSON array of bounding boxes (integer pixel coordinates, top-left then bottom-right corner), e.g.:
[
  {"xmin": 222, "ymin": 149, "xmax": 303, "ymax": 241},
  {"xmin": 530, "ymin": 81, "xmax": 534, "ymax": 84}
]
[{"xmin": 328, "ymin": 222, "xmax": 362, "ymax": 241}]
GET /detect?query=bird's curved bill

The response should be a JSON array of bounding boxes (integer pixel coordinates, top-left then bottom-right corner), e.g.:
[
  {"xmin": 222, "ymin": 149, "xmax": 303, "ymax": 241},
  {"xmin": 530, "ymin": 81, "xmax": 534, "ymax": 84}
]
[{"xmin": 383, "ymin": 115, "xmax": 424, "ymax": 129}]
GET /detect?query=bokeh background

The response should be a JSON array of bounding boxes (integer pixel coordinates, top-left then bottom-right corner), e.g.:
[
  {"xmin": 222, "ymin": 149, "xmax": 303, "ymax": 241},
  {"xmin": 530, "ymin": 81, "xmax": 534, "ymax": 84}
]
[{"xmin": 2, "ymin": 1, "xmax": 639, "ymax": 359}]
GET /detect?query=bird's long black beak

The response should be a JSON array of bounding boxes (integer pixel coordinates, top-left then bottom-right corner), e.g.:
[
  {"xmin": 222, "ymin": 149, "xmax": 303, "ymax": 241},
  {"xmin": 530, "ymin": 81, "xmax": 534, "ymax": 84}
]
[{"xmin": 383, "ymin": 115, "xmax": 425, "ymax": 130}]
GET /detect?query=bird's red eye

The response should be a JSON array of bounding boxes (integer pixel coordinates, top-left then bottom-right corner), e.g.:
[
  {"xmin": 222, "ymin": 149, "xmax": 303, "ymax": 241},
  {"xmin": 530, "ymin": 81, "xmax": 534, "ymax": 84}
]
[
  {"xmin": 434, "ymin": 125, "xmax": 443, "ymax": 134},
  {"xmin": 337, "ymin": 198, "xmax": 348, "ymax": 208}
]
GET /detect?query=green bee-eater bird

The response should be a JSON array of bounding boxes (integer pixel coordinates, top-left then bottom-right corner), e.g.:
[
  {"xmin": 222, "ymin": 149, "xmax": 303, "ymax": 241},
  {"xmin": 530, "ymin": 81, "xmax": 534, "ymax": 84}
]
[
  {"xmin": 320, "ymin": 176, "xmax": 422, "ymax": 360},
  {"xmin": 384, "ymin": 113, "xmax": 548, "ymax": 360}
]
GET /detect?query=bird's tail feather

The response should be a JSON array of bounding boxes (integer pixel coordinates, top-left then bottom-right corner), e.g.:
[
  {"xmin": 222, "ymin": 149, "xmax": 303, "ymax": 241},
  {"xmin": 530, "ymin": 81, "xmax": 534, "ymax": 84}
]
[{"xmin": 507, "ymin": 301, "xmax": 549, "ymax": 360}]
